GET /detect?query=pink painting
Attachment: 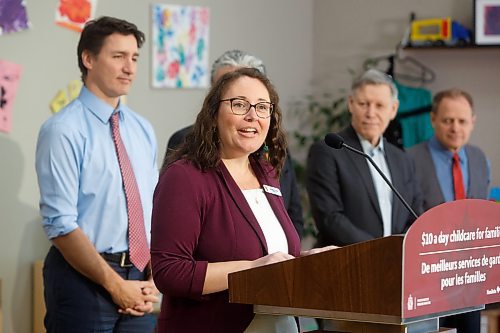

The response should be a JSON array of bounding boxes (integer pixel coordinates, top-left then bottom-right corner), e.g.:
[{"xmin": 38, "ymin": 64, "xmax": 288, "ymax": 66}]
[{"xmin": 0, "ymin": 60, "xmax": 22, "ymax": 133}]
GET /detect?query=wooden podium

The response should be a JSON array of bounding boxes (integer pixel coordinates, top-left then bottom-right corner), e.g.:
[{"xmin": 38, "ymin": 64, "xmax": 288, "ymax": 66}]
[{"xmin": 229, "ymin": 200, "xmax": 500, "ymax": 333}]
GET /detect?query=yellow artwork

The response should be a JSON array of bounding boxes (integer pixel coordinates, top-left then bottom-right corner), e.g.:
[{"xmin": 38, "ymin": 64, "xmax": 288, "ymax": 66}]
[
  {"xmin": 49, "ymin": 80, "xmax": 81, "ymax": 113},
  {"xmin": 50, "ymin": 79, "xmax": 127, "ymax": 114},
  {"xmin": 50, "ymin": 89, "xmax": 69, "ymax": 113},
  {"xmin": 68, "ymin": 80, "xmax": 82, "ymax": 100}
]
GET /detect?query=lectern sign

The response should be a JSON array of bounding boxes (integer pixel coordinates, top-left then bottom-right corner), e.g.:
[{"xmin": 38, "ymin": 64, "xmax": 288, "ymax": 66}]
[{"xmin": 402, "ymin": 199, "xmax": 500, "ymax": 318}]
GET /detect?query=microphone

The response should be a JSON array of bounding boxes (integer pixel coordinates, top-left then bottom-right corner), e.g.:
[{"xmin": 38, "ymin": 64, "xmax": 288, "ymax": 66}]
[{"xmin": 324, "ymin": 133, "xmax": 418, "ymax": 219}]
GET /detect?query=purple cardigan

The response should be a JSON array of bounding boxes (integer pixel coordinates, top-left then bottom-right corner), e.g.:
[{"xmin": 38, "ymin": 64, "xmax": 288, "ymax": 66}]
[{"xmin": 151, "ymin": 156, "xmax": 301, "ymax": 333}]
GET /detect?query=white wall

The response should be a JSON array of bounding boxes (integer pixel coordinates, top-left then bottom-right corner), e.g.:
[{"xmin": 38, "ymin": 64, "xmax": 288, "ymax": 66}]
[
  {"xmin": 313, "ymin": 0, "xmax": 500, "ymax": 186},
  {"xmin": 1, "ymin": 0, "xmax": 498, "ymax": 331},
  {"xmin": 0, "ymin": 1, "xmax": 313, "ymax": 331}
]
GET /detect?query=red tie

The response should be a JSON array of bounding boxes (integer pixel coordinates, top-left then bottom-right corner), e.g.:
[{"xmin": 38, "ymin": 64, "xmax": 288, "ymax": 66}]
[
  {"xmin": 110, "ymin": 112, "xmax": 150, "ymax": 271},
  {"xmin": 452, "ymin": 153, "xmax": 466, "ymax": 200}
]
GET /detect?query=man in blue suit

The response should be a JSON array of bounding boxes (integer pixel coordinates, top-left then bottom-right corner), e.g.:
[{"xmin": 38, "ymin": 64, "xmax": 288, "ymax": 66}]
[{"xmin": 408, "ymin": 88, "xmax": 490, "ymax": 333}]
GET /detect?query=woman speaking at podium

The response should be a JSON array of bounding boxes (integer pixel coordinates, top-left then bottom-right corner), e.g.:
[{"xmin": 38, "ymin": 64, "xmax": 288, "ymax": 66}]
[{"xmin": 151, "ymin": 68, "xmax": 301, "ymax": 332}]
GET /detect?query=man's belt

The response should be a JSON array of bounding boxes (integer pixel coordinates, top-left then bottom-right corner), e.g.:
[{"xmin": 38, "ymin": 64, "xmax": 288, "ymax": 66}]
[{"xmin": 100, "ymin": 252, "xmax": 133, "ymax": 268}]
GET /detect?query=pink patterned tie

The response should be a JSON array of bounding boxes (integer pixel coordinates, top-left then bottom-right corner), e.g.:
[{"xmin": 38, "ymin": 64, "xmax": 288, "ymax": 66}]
[{"xmin": 110, "ymin": 112, "xmax": 150, "ymax": 271}]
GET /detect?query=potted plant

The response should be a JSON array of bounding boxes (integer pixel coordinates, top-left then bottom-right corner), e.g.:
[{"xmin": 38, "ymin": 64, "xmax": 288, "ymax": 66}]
[{"xmin": 289, "ymin": 90, "xmax": 351, "ymax": 241}]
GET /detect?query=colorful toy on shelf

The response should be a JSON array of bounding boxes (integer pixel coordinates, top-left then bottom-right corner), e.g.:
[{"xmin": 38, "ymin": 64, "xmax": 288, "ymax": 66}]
[{"xmin": 410, "ymin": 17, "xmax": 472, "ymax": 47}]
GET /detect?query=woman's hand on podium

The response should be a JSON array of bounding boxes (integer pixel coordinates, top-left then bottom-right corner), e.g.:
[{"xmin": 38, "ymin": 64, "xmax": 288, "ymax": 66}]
[
  {"xmin": 300, "ymin": 245, "xmax": 338, "ymax": 257},
  {"xmin": 251, "ymin": 251, "xmax": 295, "ymax": 268}
]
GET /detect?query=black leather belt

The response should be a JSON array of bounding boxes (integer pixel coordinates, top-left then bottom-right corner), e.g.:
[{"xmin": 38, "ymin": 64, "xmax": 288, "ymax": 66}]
[{"xmin": 100, "ymin": 252, "xmax": 133, "ymax": 268}]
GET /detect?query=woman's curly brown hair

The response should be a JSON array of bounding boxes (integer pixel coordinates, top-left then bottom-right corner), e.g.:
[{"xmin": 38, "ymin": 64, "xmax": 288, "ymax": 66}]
[{"xmin": 162, "ymin": 67, "xmax": 287, "ymax": 177}]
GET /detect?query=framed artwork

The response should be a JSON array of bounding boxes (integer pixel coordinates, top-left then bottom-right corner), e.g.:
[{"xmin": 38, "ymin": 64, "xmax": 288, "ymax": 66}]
[
  {"xmin": 151, "ymin": 4, "xmax": 210, "ymax": 89},
  {"xmin": 475, "ymin": 0, "xmax": 500, "ymax": 45}
]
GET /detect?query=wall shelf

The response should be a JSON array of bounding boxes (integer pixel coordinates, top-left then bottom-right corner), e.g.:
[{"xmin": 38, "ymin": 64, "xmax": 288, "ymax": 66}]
[{"xmin": 403, "ymin": 44, "xmax": 500, "ymax": 50}]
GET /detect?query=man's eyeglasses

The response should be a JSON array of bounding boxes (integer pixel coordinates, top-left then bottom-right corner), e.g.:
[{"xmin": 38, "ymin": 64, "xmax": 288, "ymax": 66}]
[{"xmin": 220, "ymin": 98, "xmax": 274, "ymax": 119}]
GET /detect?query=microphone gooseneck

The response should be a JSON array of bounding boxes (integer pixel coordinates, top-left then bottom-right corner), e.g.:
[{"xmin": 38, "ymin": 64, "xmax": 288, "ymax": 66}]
[{"xmin": 324, "ymin": 133, "xmax": 419, "ymax": 220}]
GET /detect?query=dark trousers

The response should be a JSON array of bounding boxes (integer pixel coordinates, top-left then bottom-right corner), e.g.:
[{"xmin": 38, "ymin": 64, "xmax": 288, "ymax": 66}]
[
  {"xmin": 440, "ymin": 311, "xmax": 481, "ymax": 333},
  {"xmin": 43, "ymin": 246, "xmax": 156, "ymax": 333}
]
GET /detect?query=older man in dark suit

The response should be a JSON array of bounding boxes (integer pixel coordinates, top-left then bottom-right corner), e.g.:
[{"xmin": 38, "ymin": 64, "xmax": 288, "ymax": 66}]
[{"xmin": 307, "ymin": 69, "xmax": 422, "ymax": 247}]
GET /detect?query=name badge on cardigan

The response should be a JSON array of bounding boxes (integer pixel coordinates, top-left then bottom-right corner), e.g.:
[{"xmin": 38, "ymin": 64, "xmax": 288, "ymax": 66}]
[{"xmin": 263, "ymin": 185, "xmax": 282, "ymax": 196}]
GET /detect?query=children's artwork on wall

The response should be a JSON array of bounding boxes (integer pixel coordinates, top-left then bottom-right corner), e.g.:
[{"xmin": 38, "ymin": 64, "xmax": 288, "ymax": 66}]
[
  {"xmin": 0, "ymin": 60, "xmax": 22, "ymax": 133},
  {"xmin": 151, "ymin": 4, "xmax": 210, "ymax": 89},
  {"xmin": 67, "ymin": 79, "xmax": 82, "ymax": 100},
  {"xmin": 50, "ymin": 79, "xmax": 82, "ymax": 113},
  {"xmin": 55, "ymin": 0, "xmax": 97, "ymax": 32},
  {"xmin": 0, "ymin": 0, "xmax": 30, "ymax": 35},
  {"xmin": 50, "ymin": 90, "xmax": 69, "ymax": 114},
  {"xmin": 475, "ymin": 0, "xmax": 500, "ymax": 45},
  {"xmin": 49, "ymin": 80, "xmax": 125, "ymax": 114}
]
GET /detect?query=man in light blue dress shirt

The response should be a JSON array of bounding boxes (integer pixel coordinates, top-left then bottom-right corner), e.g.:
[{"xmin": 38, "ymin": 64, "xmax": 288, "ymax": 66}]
[
  {"xmin": 408, "ymin": 88, "xmax": 490, "ymax": 333},
  {"xmin": 35, "ymin": 17, "xmax": 159, "ymax": 332}
]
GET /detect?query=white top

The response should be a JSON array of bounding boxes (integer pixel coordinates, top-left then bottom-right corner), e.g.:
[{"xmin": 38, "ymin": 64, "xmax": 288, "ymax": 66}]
[
  {"xmin": 242, "ymin": 189, "xmax": 288, "ymax": 254},
  {"xmin": 359, "ymin": 136, "xmax": 393, "ymax": 237},
  {"xmin": 242, "ymin": 189, "xmax": 297, "ymax": 333}
]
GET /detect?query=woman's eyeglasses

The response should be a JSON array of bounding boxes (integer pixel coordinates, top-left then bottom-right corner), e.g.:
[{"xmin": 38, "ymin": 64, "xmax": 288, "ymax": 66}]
[{"xmin": 220, "ymin": 98, "xmax": 273, "ymax": 119}]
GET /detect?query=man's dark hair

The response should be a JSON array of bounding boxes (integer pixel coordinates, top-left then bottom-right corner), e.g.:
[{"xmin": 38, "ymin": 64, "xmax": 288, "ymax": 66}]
[{"xmin": 77, "ymin": 16, "xmax": 145, "ymax": 81}]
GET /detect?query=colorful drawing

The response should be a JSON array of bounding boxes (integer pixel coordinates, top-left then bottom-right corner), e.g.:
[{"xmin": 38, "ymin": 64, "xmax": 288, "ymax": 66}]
[
  {"xmin": 152, "ymin": 4, "xmax": 210, "ymax": 89},
  {"xmin": 484, "ymin": 5, "xmax": 500, "ymax": 35},
  {"xmin": 49, "ymin": 80, "xmax": 127, "ymax": 114},
  {"xmin": 50, "ymin": 79, "xmax": 82, "ymax": 113},
  {"xmin": 55, "ymin": 0, "xmax": 97, "ymax": 32},
  {"xmin": 0, "ymin": 60, "xmax": 22, "ymax": 133},
  {"xmin": 50, "ymin": 90, "xmax": 69, "ymax": 114},
  {"xmin": 474, "ymin": 0, "xmax": 500, "ymax": 45},
  {"xmin": 0, "ymin": 0, "xmax": 30, "ymax": 35},
  {"xmin": 67, "ymin": 79, "xmax": 82, "ymax": 100}
]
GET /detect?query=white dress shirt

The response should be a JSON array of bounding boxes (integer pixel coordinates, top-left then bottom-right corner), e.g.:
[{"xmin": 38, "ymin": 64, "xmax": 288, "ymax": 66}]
[{"xmin": 359, "ymin": 135, "xmax": 393, "ymax": 237}]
